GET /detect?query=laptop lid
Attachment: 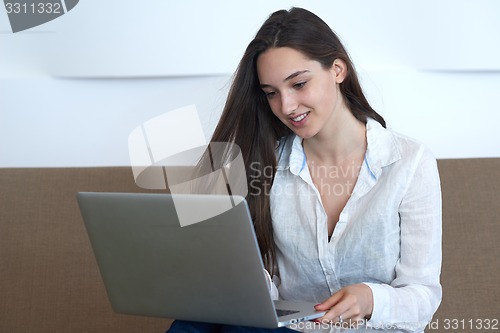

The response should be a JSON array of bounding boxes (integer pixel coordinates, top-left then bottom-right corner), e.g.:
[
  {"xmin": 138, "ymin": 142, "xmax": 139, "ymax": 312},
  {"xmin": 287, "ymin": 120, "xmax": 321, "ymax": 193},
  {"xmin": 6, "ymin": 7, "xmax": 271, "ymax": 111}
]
[{"xmin": 77, "ymin": 192, "xmax": 323, "ymax": 328}]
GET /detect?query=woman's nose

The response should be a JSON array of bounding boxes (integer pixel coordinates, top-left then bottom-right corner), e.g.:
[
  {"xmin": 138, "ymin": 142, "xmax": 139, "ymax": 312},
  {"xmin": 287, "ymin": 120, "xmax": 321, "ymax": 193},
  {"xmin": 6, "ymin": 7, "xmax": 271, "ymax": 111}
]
[{"xmin": 280, "ymin": 92, "xmax": 298, "ymax": 116}]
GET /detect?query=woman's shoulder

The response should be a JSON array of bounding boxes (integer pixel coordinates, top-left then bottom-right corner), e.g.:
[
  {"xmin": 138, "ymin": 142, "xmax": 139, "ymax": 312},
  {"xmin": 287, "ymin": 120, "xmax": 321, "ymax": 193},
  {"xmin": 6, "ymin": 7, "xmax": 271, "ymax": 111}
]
[
  {"xmin": 388, "ymin": 127, "xmax": 436, "ymax": 162},
  {"xmin": 367, "ymin": 118, "xmax": 437, "ymax": 171}
]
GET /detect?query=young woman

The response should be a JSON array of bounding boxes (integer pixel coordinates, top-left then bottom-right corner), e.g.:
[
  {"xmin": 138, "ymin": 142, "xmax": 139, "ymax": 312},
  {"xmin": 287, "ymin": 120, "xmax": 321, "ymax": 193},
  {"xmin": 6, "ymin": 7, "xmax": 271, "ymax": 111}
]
[{"xmin": 168, "ymin": 7, "xmax": 441, "ymax": 333}]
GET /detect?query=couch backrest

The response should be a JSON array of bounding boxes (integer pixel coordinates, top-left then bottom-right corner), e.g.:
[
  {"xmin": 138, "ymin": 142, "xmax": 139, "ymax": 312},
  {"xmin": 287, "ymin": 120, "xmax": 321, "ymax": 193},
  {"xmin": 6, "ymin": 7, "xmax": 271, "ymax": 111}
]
[
  {"xmin": 432, "ymin": 158, "xmax": 500, "ymax": 332},
  {"xmin": 0, "ymin": 167, "xmax": 171, "ymax": 333}
]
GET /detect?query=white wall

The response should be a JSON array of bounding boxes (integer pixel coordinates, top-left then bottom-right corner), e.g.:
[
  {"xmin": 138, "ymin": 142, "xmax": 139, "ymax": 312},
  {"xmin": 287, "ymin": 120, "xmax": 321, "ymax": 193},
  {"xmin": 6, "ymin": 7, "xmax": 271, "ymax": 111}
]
[{"xmin": 1, "ymin": 0, "xmax": 499, "ymax": 167}]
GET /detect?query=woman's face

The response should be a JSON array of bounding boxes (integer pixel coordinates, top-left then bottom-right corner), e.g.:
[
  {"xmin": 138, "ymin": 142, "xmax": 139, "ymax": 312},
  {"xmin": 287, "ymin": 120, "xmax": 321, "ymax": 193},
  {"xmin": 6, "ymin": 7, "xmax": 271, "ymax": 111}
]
[{"xmin": 256, "ymin": 47, "xmax": 347, "ymax": 139}]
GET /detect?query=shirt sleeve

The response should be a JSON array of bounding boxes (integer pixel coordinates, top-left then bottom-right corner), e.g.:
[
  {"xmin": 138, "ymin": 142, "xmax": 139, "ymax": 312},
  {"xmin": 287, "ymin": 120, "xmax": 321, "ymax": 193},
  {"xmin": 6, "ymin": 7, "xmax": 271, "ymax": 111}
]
[
  {"xmin": 364, "ymin": 146, "xmax": 442, "ymax": 331},
  {"xmin": 264, "ymin": 269, "xmax": 280, "ymax": 301}
]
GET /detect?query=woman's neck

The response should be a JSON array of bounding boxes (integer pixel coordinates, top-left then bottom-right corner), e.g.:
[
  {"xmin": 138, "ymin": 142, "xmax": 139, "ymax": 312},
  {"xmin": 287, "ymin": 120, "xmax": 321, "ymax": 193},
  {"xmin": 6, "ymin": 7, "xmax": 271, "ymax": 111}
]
[{"xmin": 303, "ymin": 108, "xmax": 367, "ymax": 165}]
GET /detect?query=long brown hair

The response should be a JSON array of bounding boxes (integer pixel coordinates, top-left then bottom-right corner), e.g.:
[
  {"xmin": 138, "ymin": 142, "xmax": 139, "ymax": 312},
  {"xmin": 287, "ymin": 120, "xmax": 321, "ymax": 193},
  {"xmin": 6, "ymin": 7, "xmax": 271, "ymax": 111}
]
[{"xmin": 208, "ymin": 7, "xmax": 385, "ymax": 274}]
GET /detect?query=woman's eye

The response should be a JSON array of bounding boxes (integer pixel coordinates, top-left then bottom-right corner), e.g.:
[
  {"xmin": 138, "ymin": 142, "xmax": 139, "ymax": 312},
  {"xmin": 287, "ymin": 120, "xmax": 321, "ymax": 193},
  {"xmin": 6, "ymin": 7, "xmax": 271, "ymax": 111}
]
[
  {"xmin": 294, "ymin": 81, "xmax": 306, "ymax": 89},
  {"xmin": 265, "ymin": 91, "xmax": 276, "ymax": 99}
]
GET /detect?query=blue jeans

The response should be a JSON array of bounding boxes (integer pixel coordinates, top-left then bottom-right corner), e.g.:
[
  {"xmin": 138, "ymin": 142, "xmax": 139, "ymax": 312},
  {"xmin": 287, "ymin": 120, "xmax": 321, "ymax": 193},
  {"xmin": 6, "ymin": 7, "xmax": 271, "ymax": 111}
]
[{"xmin": 167, "ymin": 320, "xmax": 296, "ymax": 333}]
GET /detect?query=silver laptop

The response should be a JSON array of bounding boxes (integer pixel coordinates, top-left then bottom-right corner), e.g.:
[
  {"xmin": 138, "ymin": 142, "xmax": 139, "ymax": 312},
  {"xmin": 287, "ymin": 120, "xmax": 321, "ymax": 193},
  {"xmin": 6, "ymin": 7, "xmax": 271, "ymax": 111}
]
[{"xmin": 77, "ymin": 192, "xmax": 325, "ymax": 328}]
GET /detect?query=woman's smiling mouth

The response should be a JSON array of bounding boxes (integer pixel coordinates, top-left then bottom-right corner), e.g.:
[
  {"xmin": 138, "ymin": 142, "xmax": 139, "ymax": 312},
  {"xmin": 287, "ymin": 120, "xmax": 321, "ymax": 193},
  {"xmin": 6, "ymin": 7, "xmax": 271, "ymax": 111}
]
[{"xmin": 290, "ymin": 111, "xmax": 310, "ymax": 125}]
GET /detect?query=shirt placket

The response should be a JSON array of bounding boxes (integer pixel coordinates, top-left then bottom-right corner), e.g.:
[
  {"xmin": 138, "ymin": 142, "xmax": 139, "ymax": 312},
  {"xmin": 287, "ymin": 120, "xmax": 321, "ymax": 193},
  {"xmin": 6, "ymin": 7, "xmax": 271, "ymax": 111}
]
[
  {"xmin": 318, "ymin": 204, "xmax": 340, "ymax": 294},
  {"xmin": 299, "ymin": 166, "xmax": 340, "ymax": 294}
]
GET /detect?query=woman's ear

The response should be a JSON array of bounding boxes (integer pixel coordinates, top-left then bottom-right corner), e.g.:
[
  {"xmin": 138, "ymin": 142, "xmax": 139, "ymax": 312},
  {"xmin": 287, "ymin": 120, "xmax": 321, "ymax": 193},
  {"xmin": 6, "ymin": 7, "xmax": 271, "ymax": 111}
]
[{"xmin": 332, "ymin": 59, "xmax": 348, "ymax": 83}]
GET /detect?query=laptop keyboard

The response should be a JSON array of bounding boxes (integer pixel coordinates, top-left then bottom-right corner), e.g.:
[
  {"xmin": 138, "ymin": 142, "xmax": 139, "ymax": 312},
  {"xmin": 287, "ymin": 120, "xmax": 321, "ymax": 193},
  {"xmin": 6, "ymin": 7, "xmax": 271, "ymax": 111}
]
[{"xmin": 276, "ymin": 309, "xmax": 300, "ymax": 317}]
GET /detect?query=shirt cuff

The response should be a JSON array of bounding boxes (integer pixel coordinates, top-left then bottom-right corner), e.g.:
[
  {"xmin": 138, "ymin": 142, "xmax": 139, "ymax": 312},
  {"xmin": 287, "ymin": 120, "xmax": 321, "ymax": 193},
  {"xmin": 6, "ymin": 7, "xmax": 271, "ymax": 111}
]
[{"xmin": 363, "ymin": 282, "xmax": 390, "ymax": 326}]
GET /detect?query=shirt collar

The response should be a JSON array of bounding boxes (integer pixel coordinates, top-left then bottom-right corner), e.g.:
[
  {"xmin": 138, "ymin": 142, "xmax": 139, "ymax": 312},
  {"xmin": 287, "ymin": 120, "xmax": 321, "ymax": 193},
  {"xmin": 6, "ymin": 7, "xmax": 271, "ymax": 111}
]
[
  {"xmin": 275, "ymin": 134, "xmax": 305, "ymax": 175},
  {"xmin": 276, "ymin": 117, "xmax": 401, "ymax": 178},
  {"xmin": 364, "ymin": 118, "xmax": 401, "ymax": 179}
]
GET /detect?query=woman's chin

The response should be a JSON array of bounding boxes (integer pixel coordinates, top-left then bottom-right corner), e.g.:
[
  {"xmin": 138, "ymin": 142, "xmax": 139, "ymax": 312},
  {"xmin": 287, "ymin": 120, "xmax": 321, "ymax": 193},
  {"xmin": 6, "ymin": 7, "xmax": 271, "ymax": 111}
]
[{"xmin": 290, "ymin": 128, "xmax": 317, "ymax": 140}]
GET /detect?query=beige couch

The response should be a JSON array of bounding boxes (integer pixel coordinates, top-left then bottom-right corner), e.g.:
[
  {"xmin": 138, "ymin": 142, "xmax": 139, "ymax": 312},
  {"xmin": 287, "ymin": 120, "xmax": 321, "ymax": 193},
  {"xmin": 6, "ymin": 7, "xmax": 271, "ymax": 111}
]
[{"xmin": 1, "ymin": 158, "xmax": 499, "ymax": 332}]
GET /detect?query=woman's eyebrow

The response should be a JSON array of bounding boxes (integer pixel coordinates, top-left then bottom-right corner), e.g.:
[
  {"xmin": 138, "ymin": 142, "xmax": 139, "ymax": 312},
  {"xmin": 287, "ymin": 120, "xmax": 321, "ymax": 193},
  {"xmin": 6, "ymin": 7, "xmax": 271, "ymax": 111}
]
[
  {"xmin": 284, "ymin": 70, "xmax": 310, "ymax": 82},
  {"xmin": 260, "ymin": 70, "xmax": 310, "ymax": 89}
]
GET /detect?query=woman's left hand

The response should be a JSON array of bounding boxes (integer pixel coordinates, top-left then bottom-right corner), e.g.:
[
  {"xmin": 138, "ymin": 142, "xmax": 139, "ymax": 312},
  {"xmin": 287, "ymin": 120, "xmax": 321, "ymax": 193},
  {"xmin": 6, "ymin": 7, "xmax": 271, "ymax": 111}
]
[{"xmin": 314, "ymin": 283, "xmax": 373, "ymax": 326}]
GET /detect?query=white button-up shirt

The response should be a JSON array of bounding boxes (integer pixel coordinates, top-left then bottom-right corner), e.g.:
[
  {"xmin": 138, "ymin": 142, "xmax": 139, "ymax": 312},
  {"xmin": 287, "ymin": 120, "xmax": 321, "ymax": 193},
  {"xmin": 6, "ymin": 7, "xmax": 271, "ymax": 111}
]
[{"xmin": 270, "ymin": 119, "xmax": 442, "ymax": 332}]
